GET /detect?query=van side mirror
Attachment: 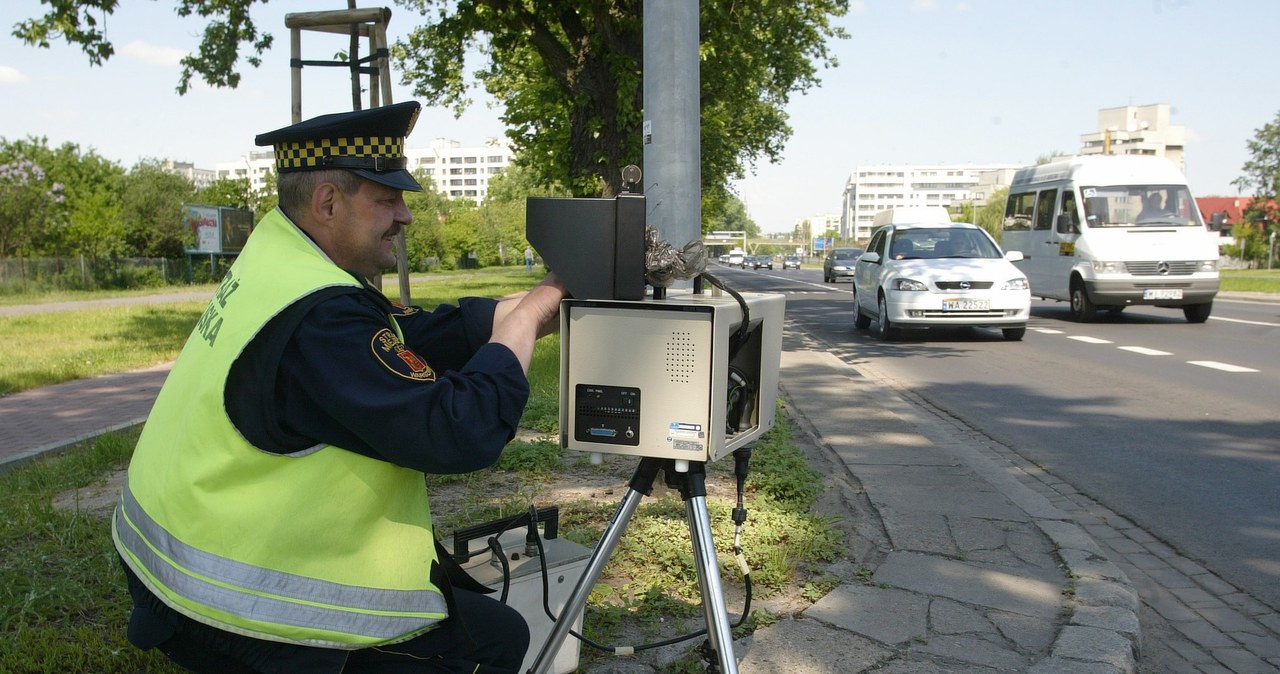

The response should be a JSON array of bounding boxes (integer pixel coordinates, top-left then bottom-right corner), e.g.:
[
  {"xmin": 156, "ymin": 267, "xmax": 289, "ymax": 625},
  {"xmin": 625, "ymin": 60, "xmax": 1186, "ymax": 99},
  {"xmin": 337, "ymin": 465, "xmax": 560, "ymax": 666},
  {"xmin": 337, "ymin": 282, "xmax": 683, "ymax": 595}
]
[
  {"xmin": 1209, "ymin": 212, "xmax": 1226, "ymax": 232},
  {"xmin": 1056, "ymin": 213, "xmax": 1078, "ymax": 234}
]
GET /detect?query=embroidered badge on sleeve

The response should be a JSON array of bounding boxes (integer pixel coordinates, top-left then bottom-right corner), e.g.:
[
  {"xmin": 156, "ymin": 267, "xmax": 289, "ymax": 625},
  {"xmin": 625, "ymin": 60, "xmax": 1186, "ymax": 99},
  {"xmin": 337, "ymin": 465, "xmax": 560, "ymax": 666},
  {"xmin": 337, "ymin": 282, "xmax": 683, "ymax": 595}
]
[{"xmin": 371, "ymin": 328, "xmax": 436, "ymax": 381}]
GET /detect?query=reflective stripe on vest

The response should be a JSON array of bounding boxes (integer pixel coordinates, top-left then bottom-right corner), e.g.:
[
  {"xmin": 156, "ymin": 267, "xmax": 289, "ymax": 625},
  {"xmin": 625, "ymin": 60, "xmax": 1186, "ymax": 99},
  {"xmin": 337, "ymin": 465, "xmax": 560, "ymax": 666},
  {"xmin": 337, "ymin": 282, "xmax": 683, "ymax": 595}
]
[{"xmin": 115, "ymin": 485, "xmax": 444, "ymax": 644}]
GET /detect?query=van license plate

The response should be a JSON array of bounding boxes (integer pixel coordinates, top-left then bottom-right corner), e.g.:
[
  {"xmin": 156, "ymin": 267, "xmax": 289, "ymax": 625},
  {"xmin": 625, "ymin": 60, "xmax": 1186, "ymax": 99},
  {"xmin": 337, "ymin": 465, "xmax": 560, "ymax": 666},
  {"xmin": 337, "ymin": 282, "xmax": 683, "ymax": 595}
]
[
  {"xmin": 1143, "ymin": 289, "xmax": 1183, "ymax": 300},
  {"xmin": 942, "ymin": 299, "xmax": 990, "ymax": 311}
]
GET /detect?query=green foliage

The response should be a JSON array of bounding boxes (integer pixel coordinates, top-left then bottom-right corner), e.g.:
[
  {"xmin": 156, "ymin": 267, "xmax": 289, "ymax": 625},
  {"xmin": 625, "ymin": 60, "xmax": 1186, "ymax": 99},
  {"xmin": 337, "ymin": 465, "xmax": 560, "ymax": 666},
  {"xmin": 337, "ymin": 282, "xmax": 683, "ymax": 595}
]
[
  {"xmin": 493, "ymin": 438, "xmax": 563, "ymax": 474},
  {"xmin": 978, "ymin": 186, "xmax": 1010, "ymax": 243},
  {"xmin": 1233, "ymin": 109, "xmax": 1280, "ymax": 200},
  {"xmin": 0, "ymin": 300, "xmax": 205, "ymax": 396},
  {"xmin": 0, "ymin": 156, "xmax": 64, "ymax": 257},
  {"xmin": 745, "ymin": 410, "xmax": 822, "ymax": 508},
  {"xmin": 394, "ymin": 0, "xmax": 849, "ymax": 202},
  {"xmin": 703, "ymin": 192, "xmax": 759, "ymax": 237},
  {"xmin": 520, "ymin": 336, "xmax": 563, "ymax": 433},
  {"xmin": 0, "ymin": 429, "xmax": 186, "ymax": 673},
  {"xmin": 1221, "ymin": 270, "xmax": 1280, "ymax": 292},
  {"xmin": 193, "ymin": 176, "xmax": 254, "ymax": 210},
  {"xmin": 118, "ymin": 159, "xmax": 196, "ymax": 258}
]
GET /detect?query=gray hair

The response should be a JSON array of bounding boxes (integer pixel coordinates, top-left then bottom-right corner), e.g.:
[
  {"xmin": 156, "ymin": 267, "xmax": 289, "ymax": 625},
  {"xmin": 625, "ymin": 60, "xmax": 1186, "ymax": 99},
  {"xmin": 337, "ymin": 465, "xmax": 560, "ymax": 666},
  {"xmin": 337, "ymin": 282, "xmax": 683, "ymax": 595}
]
[{"xmin": 277, "ymin": 170, "xmax": 366, "ymax": 221}]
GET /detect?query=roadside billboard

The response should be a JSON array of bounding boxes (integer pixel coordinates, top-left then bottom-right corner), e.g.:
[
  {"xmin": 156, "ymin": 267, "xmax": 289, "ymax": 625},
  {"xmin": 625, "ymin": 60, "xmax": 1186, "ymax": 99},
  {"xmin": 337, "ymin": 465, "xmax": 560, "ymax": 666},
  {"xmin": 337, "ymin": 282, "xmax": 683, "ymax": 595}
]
[{"xmin": 184, "ymin": 204, "xmax": 254, "ymax": 254}]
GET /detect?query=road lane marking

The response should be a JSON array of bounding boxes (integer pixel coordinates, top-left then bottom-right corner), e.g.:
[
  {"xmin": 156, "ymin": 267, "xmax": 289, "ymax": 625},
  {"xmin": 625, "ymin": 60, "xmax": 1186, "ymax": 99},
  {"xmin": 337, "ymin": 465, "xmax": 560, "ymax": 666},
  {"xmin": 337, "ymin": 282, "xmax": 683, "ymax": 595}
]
[
  {"xmin": 1068, "ymin": 336, "xmax": 1113, "ymax": 344},
  {"xmin": 1187, "ymin": 361, "xmax": 1259, "ymax": 373},
  {"xmin": 1118, "ymin": 346, "xmax": 1172, "ymax": 356},
  {"xmin": 1211, "ymin": 316, "xmax": 1280, "ymax": 327},
  {"xmin": 1034, "ymin": 328, "xmax": 1064, "ymax": 334}
]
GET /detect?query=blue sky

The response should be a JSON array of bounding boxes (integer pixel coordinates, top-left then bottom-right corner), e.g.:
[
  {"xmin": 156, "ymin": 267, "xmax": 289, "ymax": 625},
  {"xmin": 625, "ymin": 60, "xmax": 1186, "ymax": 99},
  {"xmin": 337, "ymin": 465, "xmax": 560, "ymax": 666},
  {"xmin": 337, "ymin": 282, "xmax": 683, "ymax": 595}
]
[{"xmin": 2, "ymin": 0, "xmax": 1277, "ymax": 232}]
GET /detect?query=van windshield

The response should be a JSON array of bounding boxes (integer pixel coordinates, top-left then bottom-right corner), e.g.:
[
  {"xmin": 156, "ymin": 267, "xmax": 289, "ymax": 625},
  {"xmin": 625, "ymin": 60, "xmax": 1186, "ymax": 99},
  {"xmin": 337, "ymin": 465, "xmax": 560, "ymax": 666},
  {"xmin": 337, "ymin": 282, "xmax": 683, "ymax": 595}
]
[{"xmin": 1080, "ymin": 185, "xmax": 1205, "ymax": 228}]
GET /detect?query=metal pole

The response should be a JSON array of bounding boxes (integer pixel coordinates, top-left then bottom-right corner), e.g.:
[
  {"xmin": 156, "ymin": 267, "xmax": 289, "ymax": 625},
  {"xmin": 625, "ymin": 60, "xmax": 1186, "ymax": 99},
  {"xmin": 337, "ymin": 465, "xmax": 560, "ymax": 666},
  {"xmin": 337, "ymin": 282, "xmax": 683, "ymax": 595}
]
[{"xmin": 643, "ymin": 1, "xmax": 701, "ymax": 270}]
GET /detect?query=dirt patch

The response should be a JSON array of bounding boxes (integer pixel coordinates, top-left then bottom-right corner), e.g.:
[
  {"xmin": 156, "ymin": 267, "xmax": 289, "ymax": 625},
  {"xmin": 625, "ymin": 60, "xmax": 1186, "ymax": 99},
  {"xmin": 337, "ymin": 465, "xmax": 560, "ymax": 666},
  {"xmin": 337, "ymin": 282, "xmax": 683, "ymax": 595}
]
[{"xmin": 52, "ymin": 467, "xmax": 125, "ymax": 518}]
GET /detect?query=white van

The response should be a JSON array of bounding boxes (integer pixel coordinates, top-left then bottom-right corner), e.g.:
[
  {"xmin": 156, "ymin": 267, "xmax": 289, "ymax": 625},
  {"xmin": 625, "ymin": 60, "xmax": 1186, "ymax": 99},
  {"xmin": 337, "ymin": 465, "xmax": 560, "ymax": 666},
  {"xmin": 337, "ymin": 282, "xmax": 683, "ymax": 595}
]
[{"xmin": 1002, "ymin": 155, "xmax": 1219, "ymax": 323}]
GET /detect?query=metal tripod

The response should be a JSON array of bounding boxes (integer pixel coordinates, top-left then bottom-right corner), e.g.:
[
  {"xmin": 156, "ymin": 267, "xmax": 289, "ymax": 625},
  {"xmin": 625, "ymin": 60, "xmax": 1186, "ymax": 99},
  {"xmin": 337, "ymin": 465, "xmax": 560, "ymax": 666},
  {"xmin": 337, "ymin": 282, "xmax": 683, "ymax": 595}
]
[{"xmin": 527, "ymin": 456, "xmax": 740, "ymax": 674}]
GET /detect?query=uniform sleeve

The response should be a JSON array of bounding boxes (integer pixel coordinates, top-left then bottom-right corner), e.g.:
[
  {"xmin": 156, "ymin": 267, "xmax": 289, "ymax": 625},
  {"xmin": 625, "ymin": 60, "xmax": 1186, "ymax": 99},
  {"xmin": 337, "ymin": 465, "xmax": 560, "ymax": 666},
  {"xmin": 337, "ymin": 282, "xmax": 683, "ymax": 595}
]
[
  {"xmin": 391, "ymin": 296, "xmax": 498, "ymax": 373},
  {"xmin": 276, "ymin": 293, "xmax": 529, "ymax": 474}
]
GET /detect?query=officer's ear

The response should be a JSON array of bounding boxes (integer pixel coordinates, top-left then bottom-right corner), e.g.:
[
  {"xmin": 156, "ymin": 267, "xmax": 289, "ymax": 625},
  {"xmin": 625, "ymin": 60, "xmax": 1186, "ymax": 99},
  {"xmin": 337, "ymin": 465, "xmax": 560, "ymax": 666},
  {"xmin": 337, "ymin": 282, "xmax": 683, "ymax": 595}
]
[{"xmin": 311, "ymin": 181, "xmax": 341, "ymax": 223}]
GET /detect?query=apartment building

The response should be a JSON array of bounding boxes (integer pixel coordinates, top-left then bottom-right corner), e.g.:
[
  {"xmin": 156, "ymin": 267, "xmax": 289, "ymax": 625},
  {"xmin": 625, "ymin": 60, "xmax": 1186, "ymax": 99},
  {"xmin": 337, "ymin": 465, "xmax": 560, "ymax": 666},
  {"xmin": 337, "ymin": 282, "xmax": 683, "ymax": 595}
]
[
  {"xmin": 409, "ymin": 137, "xmax": 513, "ymax": 199},
  {"xmin": 840, "ymin": 163, "xmax": 1021, "ymax": 243},
  {"xmin": 161, "ymin": 160, "xmax": 217, "ymax": 190},
  {"xmin": 213, "ymin": 137, "xmax": 514, "ymax": 200},
  {"xmin": 1079, "ymin": 103, "xmax": 1186, "ymax": 172}
]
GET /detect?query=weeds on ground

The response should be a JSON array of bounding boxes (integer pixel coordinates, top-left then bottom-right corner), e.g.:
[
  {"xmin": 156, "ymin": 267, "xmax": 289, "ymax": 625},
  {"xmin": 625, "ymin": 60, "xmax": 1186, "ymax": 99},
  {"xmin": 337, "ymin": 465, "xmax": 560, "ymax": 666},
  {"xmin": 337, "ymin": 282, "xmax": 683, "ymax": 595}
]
[{"xmin": 0, "ymin": 429, "xmax": 185, "ymax": 674}]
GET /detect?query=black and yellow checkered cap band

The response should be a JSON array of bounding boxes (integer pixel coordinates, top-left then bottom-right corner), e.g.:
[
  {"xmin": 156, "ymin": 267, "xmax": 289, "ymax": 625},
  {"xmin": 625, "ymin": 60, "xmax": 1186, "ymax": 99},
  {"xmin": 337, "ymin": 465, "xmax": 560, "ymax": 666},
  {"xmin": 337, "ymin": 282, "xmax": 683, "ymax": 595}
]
[{"xmin": 274, "ymin": 136, "xmax": 406, "ymax": 172}]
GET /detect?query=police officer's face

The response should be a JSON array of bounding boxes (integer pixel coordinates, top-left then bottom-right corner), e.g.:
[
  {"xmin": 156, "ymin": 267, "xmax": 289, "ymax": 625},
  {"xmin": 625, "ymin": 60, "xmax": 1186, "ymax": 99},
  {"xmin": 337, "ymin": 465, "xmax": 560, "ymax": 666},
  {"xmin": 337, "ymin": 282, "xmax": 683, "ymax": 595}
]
[{"xmin": 331, "ymin": 180, "xmax": 413, "ymax": 279}]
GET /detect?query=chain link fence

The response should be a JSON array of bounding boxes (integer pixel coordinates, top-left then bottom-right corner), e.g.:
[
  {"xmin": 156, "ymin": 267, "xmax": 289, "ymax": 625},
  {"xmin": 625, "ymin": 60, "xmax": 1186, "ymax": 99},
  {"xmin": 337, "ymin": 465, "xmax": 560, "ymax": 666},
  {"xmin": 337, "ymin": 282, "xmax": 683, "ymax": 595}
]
[{"xmin": 0, "ymin": 256, "xmax": 231, "ymax": 294}]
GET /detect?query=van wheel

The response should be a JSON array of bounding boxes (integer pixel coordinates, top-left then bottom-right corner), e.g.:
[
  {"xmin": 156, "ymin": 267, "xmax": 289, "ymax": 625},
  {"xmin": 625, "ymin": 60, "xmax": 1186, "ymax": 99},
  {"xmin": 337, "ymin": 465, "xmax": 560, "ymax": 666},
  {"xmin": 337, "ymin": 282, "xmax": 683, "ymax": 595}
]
[
  {"xmin": 854, "ymin": 290, "xmax": 872, "ymax": 329},
  {"xmin": 1183, "ymin": 302, "xmax": 1212, "ymax": 323},
  {"xmin": 1002, "ymin": 326, "xmax": 1026, "ymax": 341},
  {"xmin": 1070, "ymin": 282, "xmax": 1097, "ymax": 322},
  {"xmin": 876, "ymin": 295, "xmax": 900, "ymax": 341}
]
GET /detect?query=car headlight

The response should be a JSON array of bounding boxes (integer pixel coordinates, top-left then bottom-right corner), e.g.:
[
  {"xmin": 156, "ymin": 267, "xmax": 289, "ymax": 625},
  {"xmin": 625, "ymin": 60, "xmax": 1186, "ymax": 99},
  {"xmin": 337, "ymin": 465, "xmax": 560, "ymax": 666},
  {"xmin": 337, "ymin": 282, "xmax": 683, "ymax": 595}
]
[
  {"xmin": 1002, "ymin": 277, "xmax": 1029, "ymax": 291},
  {"xmin": 1198, "ymin": 259, "xmax": 1218, "ymax": 272},
  {"xmin": 1091, "ymin": 261, "xmax": 1125, "ymax": 274},
  {"xmin": 892, "ymin": 278, "xmax": 928, "ymax": 291}
]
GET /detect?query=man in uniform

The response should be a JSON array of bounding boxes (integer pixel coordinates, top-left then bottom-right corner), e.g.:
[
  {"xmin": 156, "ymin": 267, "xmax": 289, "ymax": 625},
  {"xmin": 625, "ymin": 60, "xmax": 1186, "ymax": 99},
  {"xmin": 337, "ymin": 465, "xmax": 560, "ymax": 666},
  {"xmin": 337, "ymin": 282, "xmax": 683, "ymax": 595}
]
[{"xmin": 112, "ymin": 101, "xmax": 566, "ymax": 673}]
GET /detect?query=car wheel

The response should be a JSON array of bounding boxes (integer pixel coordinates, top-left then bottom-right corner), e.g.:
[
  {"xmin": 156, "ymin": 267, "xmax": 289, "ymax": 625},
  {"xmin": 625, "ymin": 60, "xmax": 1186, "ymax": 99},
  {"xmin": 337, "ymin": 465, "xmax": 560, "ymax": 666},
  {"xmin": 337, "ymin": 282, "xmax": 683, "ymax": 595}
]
[
  {"xmin": 1183, "ymin": 302, "xmax": 1212, "ymax": 323},
  {"xmin": 876, "ymin": 295, "xmax": 899, "ymax": 341},
  {"xmin": 1002, "ymin": 326, "xmax": 1026, "ymax": 341},
  {"xmin": 853, "ymin": 287, "xmax": 872, "ymax": 329},
  {"xmin": 1069, "ymin": 281, "xmax": 1097, "ymax": 322}
]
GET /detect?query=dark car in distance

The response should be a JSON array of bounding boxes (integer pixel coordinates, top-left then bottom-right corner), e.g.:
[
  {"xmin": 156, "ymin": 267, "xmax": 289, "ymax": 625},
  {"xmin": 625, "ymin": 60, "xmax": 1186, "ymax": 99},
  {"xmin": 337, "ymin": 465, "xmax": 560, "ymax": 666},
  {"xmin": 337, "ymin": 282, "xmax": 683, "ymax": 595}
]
[
  {"xmin": 823, "ymin": 247, "xmax": 864, "ymax": 282},
  {"xmin": 783, "ymin": 255, "xmax": 801, "ymax": 270},
  {"xmin": 749, "ymin": 254, "xmax": 773, "ymax": 270}
]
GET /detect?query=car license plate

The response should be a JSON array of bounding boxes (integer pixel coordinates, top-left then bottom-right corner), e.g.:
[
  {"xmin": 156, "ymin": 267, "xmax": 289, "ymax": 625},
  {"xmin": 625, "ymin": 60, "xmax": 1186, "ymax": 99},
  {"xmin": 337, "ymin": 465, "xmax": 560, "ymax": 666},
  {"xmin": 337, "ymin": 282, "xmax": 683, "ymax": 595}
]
[
  {"xmin": 942, "ymin": 299, "xmax": 989, "ymax": 311},
  {"xmin": 1142, "ymin": 288, "xmax": 1183, "ymax": 300}
]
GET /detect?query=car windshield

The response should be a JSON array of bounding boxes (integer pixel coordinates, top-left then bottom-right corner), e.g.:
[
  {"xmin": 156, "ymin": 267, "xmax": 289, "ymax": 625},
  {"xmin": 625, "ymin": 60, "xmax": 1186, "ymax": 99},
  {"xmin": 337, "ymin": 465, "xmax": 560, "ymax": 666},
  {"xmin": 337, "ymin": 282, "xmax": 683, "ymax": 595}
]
[
  {"xmin": 831, "ymin": 248, "xmax": 862, "ymax": 260},
  {"xmin": 888, "ymin": 228, "xmax": 1002, "ymax": 260},
  {"xmin": 1080, "ymin": 185, "xmax": 1205, "ymax": 228}
]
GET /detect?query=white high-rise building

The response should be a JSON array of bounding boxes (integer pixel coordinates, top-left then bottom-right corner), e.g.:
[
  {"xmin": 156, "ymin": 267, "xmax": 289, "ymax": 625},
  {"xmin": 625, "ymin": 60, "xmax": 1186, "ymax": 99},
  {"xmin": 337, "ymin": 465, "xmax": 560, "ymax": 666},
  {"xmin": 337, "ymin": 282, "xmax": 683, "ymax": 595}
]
[
  {"xmin": 840, "ymin": 163, "xmax": 1021, "ymax": 243},
  {"xmin": 1079, "ymin": 103, "xmax": 1185, "ymax": 172},
  {"xmin": 214, "ymin": 137, "xmax": 515, "ymax": 200},
  {"xmin": 408, "ymin": 137, "xmax": 513, "ymax": 200}
]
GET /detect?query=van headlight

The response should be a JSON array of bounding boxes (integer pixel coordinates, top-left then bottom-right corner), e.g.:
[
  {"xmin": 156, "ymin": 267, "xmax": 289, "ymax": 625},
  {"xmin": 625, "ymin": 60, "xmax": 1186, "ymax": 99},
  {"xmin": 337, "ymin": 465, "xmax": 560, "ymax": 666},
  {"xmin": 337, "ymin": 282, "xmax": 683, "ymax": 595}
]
[
  {"xmin": 1091, "ymin": 261, "xmax": 1125, "ymax": 274},
  {"xmin": 1002, "ymin": 277, "xmax": 1029, "ymax": 291},
  {"xmin": 892, "ymin": 278, "xmax": 928, "ymax": 291},
  {"xmin": 1198, "ymin": 259, "xmax": 1218, "ymax": 272}
]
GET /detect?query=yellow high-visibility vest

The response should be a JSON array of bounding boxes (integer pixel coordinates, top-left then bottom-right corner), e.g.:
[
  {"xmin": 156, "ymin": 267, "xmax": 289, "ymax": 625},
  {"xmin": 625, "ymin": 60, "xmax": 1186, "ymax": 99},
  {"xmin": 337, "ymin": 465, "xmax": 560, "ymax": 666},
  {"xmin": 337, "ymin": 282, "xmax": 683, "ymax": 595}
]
[{"xmin": 113, "ymin": 208, "xmax": 447, "ymax": 648}]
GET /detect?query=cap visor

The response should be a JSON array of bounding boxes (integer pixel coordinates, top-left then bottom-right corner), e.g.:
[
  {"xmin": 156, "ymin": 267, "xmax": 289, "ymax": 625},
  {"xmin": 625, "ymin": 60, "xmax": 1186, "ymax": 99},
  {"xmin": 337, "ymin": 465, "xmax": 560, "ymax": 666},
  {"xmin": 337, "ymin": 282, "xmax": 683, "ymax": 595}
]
[{"xmin": 354, "ymin": 169, "xmax": 423, "ymax": 192}]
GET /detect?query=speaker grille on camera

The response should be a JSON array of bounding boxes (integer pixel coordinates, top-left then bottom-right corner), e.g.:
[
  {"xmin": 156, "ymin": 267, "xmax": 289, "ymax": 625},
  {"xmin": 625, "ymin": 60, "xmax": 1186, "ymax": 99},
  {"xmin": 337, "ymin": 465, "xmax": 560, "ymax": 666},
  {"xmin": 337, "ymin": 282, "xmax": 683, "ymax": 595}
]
[{"xmin": 665, "ymin": 330, "xmax": 698, "ymax": 384}]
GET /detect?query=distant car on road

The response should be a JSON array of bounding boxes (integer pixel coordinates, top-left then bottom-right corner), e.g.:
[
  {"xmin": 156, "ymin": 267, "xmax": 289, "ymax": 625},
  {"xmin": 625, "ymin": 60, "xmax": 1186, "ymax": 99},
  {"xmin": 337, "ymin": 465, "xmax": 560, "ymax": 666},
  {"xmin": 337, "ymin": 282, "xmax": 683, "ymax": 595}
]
[
  {"xmin": 750, "ymin": 254, "xmax": 773, "ymax": 270},
  {"xmin": 783, "ymin": 255, "xmax": 801, "ymax": 270},
  {"xmin": 719, "ymin": 254, "xmax": 730, "ymax": 264},
  {"xmin": 728, "ymin": 250, "xmax": 746, "ymax": 267},
  {"xmin": 822, "ymin": 247, "xmax": 864, "ymax": 282},
  {"xmin": 852, "ymin": 222, "xmax": 1030, "ymax": 341}
]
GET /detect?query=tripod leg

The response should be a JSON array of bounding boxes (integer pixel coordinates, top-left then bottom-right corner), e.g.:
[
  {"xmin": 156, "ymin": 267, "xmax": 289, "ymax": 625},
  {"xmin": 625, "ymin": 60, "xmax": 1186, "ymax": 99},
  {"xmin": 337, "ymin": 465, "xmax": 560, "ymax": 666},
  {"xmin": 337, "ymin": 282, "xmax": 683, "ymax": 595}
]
[
  {"xmin": 526, "ymin": 458, "xmax": 661, "ymax": 674},
  {"xmin": 686, "ymin": 493, "xmax": 740, "ymax": 674}
]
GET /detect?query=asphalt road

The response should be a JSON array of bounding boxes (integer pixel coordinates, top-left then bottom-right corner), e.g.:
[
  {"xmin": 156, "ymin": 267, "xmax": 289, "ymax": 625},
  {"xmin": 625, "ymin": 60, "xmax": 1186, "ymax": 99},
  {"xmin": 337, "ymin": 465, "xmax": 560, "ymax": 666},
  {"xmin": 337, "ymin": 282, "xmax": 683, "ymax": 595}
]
[{"xmin": 716, "ymin": 263, "xmax": 1280, "ymax": 612}]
